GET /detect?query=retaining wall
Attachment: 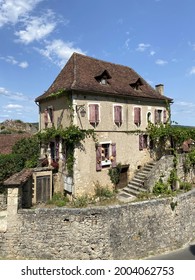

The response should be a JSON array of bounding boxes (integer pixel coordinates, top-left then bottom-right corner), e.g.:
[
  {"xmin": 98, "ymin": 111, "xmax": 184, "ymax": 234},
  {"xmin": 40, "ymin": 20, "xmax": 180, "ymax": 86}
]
[{"xmin": 0, "ymin": 189, "xmax": 195, "ymax": 259}]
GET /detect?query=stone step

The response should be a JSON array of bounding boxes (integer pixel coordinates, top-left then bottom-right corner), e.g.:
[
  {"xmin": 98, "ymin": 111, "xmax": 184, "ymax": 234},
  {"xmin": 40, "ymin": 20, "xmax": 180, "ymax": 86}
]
[
  {"xmin": 116, "ymin": 192, "xmax": 136, "ymax": 202},
  {"xmin": 129, "ymin": 180, "xmax": 144, "ymax": 188},
  {"xmin": 124, "ymin": 185, "xmax": 147, "ymax": 195}
]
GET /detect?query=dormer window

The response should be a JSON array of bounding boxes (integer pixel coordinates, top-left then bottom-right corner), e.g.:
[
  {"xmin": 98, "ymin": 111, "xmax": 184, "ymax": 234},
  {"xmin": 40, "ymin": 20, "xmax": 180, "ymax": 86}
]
[
  {"xmin": 95, "ymin": 70, "xmax": 111, "ymax": 85},
  {"xmin": 100, "ymin": 77, "xmax": 107, "ymax": 85},
  {"xmin": 130, "ymin": 78, "xmax": 143, "ymax": 91}
]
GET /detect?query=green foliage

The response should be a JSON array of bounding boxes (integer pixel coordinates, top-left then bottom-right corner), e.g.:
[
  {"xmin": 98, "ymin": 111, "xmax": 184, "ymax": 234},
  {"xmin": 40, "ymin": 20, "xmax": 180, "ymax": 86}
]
[
  {"xmin": 108, "ymin": 163, "xmax": 122, "ymax": 186},
  {"xmin": 179, "ymin": 181, "xmax": 192, "ymax": 191},
  {"xmin": 0, "ymin": 154, "xmax": 24, "ymax": 184},
  {"xmin": 94, "ymin": 182, "xmax": 114, "ymax": 198},
  {"xmin": 37, "ymin": 125, "xmax": 96, "ymax": 175},
  {"xmin": 12, "ymin": 135, "xmax": 40, "ymax": 168},
  {"xmin": 147, "ymin": 122, "xmax": 195, "ymax": 152},
  {"xmin": 47, "ymin": 192, "xmax": 69, "ymax": 207},
  {"xmin": 170, "ymin": 201, "xmax": 177, "ymax": 211},
  {"xmin": 152, "ymin": 179, "xmax": 170, "ymax": 195},
  {"xmin": 72, "ymin": 195, "xmax": 89, "ymax": 208}
]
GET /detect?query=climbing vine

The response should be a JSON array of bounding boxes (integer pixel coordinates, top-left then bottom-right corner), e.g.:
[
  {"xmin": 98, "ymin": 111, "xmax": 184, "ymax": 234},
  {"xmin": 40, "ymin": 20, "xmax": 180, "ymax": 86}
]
[{"xmin": 37, "ymin": 125, "xmax": 96, "ymax": 175}]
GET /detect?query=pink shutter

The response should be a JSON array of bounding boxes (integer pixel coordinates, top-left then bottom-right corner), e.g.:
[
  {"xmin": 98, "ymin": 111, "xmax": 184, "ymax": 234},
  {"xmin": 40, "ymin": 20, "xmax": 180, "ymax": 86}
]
[
  {"xmin": 44, "ymin": 109, "xmax": 48, "ymax": 126},
  {"xmin": 89, "ymin": 104, "xmax": 99, "ymax": 124},
  {"xmin": 154, "ymin": 109, "xmax": 158, "ymax": 124},
  {"xmin": 96, "ymin": 144, "xmax": 102, "ymax": 171},
  {"xmin": 134, "ymin": 107, "xmax": 141, "ymax": 125},
  {"xmin": 95, "ymin": 104, "xmax": 99, "ymax": 123},
  {"xmin": 139, "ymin": 135, "xmax": 144, "ymax": 150},
  {"xmin": 163, "ymin": 109, "xmax": 167, "ymax": 123},
  {"xmin": 114, "ymin": 106, "xmax": 122, "ymax": 125},
  {"xmin": 111, "ymin": 143, "xmax": 116, "ymax": 167}
]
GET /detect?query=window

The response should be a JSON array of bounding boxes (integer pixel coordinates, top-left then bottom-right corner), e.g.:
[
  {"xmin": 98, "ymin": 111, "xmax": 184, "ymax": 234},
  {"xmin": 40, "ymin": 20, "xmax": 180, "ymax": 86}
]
[
  {"xmin": 89, "ymin": 104, "xmax": 99, "ymax": 126},
  {"xmin": 96, "ymin": 142, "xmax": 116, "ymax": 171},
  {"xmin": 163, "ymin": 109, "xmax": 167, "ymax": 124},
  {"xmin": 134, "ymin": 107, "xmax": 141, "ymax": 126},
  {"xmin": 147, "ymin": 112, "xmax": 152, "ymax": 123},
  {"xmin": 155, "ymin": 109, "xmax": 162, "ymax": 124},
  {"xmin": 114, "ymin": 105, "xmax": 122, "ymax": 126},
  {"xmin": 139, "ymin": 134, "xmax": 148, "ymax": 150},
  {"xmin": 44, "ymin": 106, "xmax": 54, "ymax": 128},
  {"xmin": 95, "ymin": 70, "xmax": 111, "ymax": 85}
]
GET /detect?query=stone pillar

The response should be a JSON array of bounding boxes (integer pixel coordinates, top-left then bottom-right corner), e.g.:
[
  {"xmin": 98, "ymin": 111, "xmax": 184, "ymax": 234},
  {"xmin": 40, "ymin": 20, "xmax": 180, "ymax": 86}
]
[{"xmin": 7, "ymin": 188, "xmax": 20, "ymax": 216}]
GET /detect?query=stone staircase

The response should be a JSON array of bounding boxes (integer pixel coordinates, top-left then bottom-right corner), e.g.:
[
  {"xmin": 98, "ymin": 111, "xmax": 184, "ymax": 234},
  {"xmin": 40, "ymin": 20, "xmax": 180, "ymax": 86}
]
[{"xmin": 117, "ymin": 161, "xmax": 156, "ymax": 202}]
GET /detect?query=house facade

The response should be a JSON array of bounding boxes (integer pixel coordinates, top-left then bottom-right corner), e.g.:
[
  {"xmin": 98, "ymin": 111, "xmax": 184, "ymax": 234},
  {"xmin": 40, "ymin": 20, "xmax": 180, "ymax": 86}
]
[{"xmin": 35, "ymin": 53, "xmax": 172, "ymax": 197}]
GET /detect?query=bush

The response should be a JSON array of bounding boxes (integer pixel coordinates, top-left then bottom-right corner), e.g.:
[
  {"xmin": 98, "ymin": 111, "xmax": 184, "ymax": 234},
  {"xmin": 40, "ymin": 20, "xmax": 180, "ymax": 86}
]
[
  {"xmin": 72, "ymin": 195, "xmax": 89, "ymax": 208},
  {"xmin": 95, "ymin": 182, "xmax": 114, "ymax": 198},
  {"xmin": 153, "ymin": 180, "xmax": 170, "ymax": 195},
  {"xmin": 0, "ymin": 154, "xmax": 25, "ymax": 184},
  {"xmin": 12, "ymin": 135, "xmax": 40, "ymax": 168},
  {"xmin": 180, "ymin": 181, "xmax": 192, "ymax": 191},
  {"xmin": 47, "ymin": 192, "xmax": 69, "ymax": 207}
]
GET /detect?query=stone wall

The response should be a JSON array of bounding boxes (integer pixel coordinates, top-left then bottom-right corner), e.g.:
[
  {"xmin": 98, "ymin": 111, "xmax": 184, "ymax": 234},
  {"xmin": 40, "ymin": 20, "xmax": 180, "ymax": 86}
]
[
  {"xmin": 0, "ymin": 189, "xmax": 195, "ymax": 260},
  {"xmin": 0, "ymin": 194, "xmax": 7, "ymax": 210},
  {"xmin": 144, "ymin": 154, "xmax": 188, "ymax": 191}
]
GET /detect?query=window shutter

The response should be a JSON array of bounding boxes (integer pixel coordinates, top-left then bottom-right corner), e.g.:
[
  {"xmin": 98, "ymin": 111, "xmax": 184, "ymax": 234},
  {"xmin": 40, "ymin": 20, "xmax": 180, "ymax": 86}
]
[
  {"xmin": 139, "ymin": 135, "xmax": 144, "ymax": 150},
  {"xmin": 154, "ymin": 109, "xmax": 158, "ymax": 124},
  {"xmin": 111, "ymin": 143, "xmax": 116, "ymax": 167},
  {"xmin": 134, "ymin": 107, "xmax": 141, "ymax": 125},
  {"xmin": 48, "ymin": 107, "xmax": 54, "ymax": 124},
  {"xmin": 163, "ymin": 109, "xmax": 167, "ymax": 123},
  {"xmin": 44, "ymin": 109, "xmax": 48, "ymax": 125},
  {"xmin": 96, "ymin": 144, "xmax": 102, "ymax": 171},
  {"xmin": 114, "ymin": 106, "xmax": 122, "ymax": 125},
  {"xmin": 89, "ymin": 104, "xmax": 99, "ymax": 124},
  {"xmin": 95, "ymin": 104, "xmax": 99, "ymax": 123}
]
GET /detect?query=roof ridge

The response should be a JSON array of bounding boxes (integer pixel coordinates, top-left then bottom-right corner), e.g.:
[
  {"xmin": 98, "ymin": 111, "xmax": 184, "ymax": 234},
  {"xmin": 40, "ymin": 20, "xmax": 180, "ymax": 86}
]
[
  {"xmin": 73, "ymin": 52, "xmax": 133, "ymax": 70},
  {"xmin": 71, "ymin": 52, "xmax": 77, "ymax": 88}
]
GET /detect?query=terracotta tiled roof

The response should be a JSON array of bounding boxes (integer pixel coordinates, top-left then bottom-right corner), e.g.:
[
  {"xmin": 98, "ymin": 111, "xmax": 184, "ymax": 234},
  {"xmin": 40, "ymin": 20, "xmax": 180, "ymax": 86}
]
[
  {"xmin": 0, "ymin": 133, "xmax": 31, "ymax": 155},
  {"xmin": 4, "ymin": 168, "xmax": 33, "ymax": 187},
  {"xmin": 35, "ymin": 53, "xmax": 172, "ymax": 102}
]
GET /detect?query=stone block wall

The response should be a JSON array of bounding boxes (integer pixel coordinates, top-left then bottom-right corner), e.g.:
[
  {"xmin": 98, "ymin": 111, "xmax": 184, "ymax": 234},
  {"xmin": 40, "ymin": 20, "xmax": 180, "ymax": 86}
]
[
  {"xmin": 0, "ymin": 194, "xmax": 7, "ymax": 210},
  {"xmin": 0, "ymin": 189, "xmax": 195, "ymax": 260}
]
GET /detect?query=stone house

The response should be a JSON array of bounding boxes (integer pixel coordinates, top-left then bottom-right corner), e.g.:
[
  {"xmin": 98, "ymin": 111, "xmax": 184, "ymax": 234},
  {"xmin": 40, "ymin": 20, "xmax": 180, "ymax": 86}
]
[{"xmin": 35, "ymin": 53, "xmax": 172, "ymax": 197}]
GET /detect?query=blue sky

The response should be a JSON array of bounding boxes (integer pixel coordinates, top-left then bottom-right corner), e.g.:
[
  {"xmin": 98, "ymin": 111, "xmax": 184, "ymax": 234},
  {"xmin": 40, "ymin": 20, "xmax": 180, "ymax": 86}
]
[{"xmin": 1, "ymin": 0, "xmax": 195, "ymax": 125}]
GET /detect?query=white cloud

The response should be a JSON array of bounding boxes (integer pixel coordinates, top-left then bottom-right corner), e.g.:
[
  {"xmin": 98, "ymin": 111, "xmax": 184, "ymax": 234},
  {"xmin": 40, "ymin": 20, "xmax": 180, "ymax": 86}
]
[
  {"xmin": 136, "ymin": 43, "xmax": 151, "ymax": 52},
  {"xmin": 0, "ymin": 0, "xmax": 43, "ymax": 27},
  {"xmin": 0, "ymin": 87, "xmax": 9, "ymax": 96},
  {"xmin": 124, "ymin": 38, "xmax": 130, "ymax": 50},
  {"xmin": 18, "ymin": 61, "xmax": 29, "ymax": 68},
  {"xmin": 0, "ymin": 55, "xmax": 29, "ymax": 68},
  {"xmin": 155, "ymin": 59, "xmax": 168, "ymax": 65},
  {"xmin": 37, "ymin": 39, "xmax": 86, "ymax": 68},
  {"xmin": 4, "ymin": 104, "xmax": 23, "ymax": 109},
  {"xmin": 15, "ymin": 10, "xmax": 57, "ymax": 44},
  {"xmin": 189, "ymin": 66, "xmax": 195, "ymax": 75},
  {"xmin": 150, "ymin": 50, "xmax": 156, "ymax": 56}
]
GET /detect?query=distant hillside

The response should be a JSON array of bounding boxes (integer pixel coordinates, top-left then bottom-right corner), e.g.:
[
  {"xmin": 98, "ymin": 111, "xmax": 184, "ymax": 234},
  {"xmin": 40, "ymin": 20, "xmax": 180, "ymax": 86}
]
[{"xmin": 0, "ymin": 119, "xmax": 38, "ymax": 134}]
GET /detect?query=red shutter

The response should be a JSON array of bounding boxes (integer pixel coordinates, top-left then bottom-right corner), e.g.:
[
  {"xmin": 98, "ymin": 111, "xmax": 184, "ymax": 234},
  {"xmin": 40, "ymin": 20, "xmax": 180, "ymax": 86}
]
[
  {"xmin": 111, "ymin": 143, "xmax": 116, "ymax": 167},
  {"xmin": 139, "ymin": 135, "xmax": 144, "ymax": 150},
  {"xmin": 163, "ymin": 109, "xmax": 167, "ymax": 124},
  {"xmin": 134, "ymin": 107, "xmax": 141, "ymax": 125},
  {"xmin": 96, "ymin": 144, "xmax": 102, "ymax": 171},
  {"xmin": 114, "ymin": 106, "xmax": 122, "ymax": 125}
]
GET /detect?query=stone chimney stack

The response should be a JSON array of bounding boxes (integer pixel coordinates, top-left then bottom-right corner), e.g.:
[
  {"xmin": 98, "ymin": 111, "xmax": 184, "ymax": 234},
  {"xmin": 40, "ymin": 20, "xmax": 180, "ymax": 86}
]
[{"xmin": 155, "ymin": 84, "xmax": 164, "ymax": 95}]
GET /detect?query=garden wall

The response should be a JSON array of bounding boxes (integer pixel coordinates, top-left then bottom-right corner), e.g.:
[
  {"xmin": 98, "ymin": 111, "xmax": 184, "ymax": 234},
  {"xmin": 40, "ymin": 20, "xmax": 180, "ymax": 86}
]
[{"xmin": 0, "ymin": 189, "xmax": 195, "ymax": 259}]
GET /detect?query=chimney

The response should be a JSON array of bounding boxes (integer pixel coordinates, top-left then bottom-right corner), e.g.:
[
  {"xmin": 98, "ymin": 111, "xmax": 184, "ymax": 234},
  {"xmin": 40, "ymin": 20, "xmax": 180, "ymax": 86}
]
[{"xmin": 155, "ymin": 84, "xmax": 164, "ymax": 95}]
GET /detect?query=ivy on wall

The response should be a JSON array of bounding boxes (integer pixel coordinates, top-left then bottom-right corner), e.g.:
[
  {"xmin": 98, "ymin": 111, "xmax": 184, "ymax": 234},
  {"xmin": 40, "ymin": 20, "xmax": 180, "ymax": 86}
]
[{"xmin": 37, "ymin": 125, "xmax": 96, "ymax": 175}]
